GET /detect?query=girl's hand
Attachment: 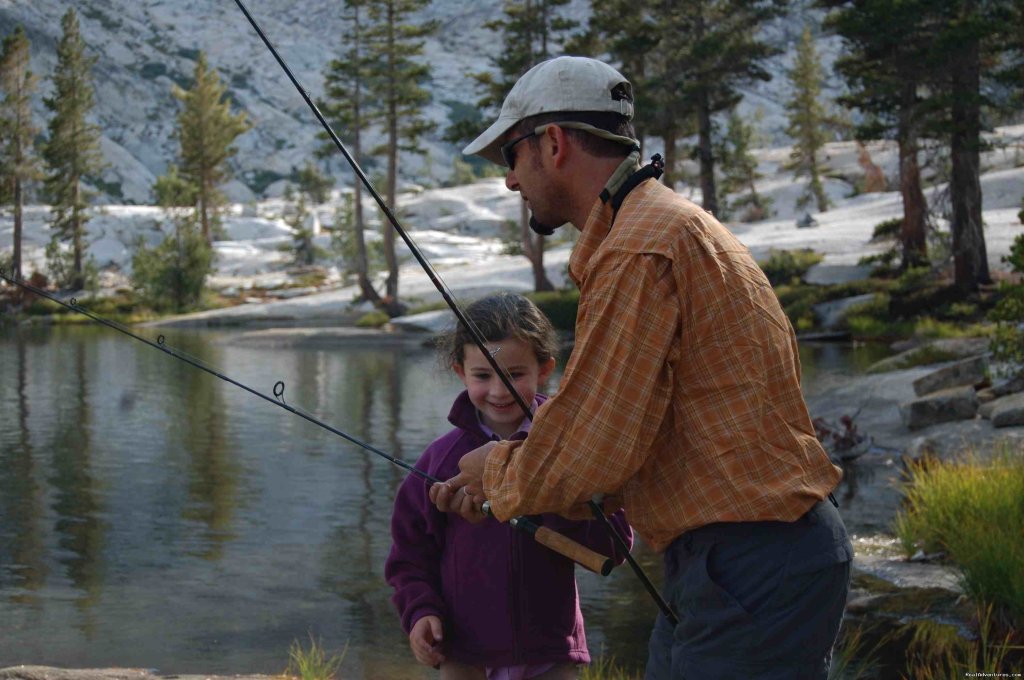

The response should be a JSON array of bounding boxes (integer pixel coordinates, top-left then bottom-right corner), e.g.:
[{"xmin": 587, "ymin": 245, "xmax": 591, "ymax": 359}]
[
  {"xmin": 430, "ymin": 442, "xmax": 494, "ymax": 522},
  {"xmin": 409, "ymin": 615, "xmax": 445, "ymax": 667}
]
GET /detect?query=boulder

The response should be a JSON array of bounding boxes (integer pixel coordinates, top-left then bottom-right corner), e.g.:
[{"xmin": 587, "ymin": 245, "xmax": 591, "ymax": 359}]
[
  {"xmin": 989, "ymin": 392, "xmax": 1024, "ymax": 428},
  {"xmin": 976, "ymin": 387, "xmax": 997, "ymax": 403},
  {"xmin": 911, "ymin": 355, "xmax": 988, "ymax": 397},
  {"xmin": 899, "ymin": 386, "xmax": 979, "ymax": 430},
  {"xmin": 989, "ymin": 373, "xmax": 1024, "ymax": 398},
  {"xmin": 812, "ymin": 294, "xmax": 877, "ymax": 331},
  {"xmin": 388, "ymin": 309, "xmax": 454, "ymax": 334}
]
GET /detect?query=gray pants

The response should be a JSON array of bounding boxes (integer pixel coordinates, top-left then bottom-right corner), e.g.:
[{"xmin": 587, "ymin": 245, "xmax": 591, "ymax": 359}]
[{"xmin": 645, "ymin": 500, "xmax": 852, "ymax": 679}]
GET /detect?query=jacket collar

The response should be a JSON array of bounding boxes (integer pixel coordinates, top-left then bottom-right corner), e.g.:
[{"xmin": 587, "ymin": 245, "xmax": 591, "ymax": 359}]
[{"xmin": 448, "ymin": 389, "xmax": 547, "ymax": 441}]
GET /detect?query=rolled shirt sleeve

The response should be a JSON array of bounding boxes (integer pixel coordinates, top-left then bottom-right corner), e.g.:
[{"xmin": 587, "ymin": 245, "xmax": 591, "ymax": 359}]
[{"xmin": 483, "ymin": 252, "xmax": 678, "ymax": 521}]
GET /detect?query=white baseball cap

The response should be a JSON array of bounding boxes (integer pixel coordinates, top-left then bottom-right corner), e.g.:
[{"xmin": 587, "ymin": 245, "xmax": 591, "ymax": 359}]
[{"xmin": 463, "ymin": 56, "xmax": 634, "ymax": 166}]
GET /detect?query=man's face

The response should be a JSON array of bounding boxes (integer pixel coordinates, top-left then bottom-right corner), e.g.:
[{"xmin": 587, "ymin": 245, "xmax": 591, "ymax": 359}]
[{"xmin": 502, "ymin": 125, "xmax": 564, "ymax": 229}]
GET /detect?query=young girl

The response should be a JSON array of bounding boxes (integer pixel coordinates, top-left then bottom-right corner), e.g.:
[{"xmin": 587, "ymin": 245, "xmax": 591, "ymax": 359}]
[{"xmin": 385, "ymin": 292, "xmax": 633, "ymax": 680}]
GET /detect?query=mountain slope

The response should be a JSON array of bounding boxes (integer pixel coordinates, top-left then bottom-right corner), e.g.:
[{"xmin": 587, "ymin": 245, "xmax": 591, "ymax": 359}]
[{"xmin": 0, "ymin": 0, "xmax": 833, "ymax": 204}]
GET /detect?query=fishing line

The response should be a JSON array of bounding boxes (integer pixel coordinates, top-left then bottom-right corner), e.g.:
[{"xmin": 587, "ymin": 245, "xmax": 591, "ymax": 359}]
[{"xmin": 231, "ymin": 0, "xmax": 674, "ymax": 620}]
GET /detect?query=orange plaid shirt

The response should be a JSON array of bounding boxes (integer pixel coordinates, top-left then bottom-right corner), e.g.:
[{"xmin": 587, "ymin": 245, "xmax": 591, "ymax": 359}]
[{"xmin": 482, "ymin": 179, "xmax": 842, "ymax": 551}]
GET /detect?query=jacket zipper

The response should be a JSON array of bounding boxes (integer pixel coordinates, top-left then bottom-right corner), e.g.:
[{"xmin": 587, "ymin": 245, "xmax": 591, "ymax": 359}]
[{"xmin": 510, "ymin": 524, "xmax": 523, "ymax": 663}]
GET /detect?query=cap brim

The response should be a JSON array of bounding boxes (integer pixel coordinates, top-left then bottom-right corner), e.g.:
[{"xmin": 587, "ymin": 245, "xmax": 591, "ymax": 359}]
[{"xmin": 462, "ymin": 114, "xmax": 520, "ymax": 167}]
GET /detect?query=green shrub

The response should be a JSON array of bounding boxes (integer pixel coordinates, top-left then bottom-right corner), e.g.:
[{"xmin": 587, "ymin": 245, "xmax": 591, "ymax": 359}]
[
  {"xmin": 894, "ymin": 452, "xmax": 1024, "ymax": 628},
  {"xmin": 131, "ymin": 219, "xmax": 214, "ymax": 313},
  {"xmin": 870, "ymin": 217, "xmax": 903, "ymax": 242},
  {"xmin": 839, "ymin": 293, "xmax": 890, "ymax": 326},
  {"xmin": 529, "ymin": 288, "xmax": 580, "ymax": 331},
  {"xmin": 989, "ymin": 233, "xmax": 1024, "ymax": 374},
  {"xmin": 845, "ymin": 314, "xmax": 899, "ymax": 339},
  {"xmin": 774, "ymin": 282, "xmax": 824, "ymax": 331},
  {"xmin": 355, "ymin": 310, "xmax": 390, "ymax": 328},
  {"xmin": 23, "ymin": 297, "xmax": 67, "ymax": 317},
  {"xmin": 757, "ymin": 248, "xmax": 823, "ymax": 287}
]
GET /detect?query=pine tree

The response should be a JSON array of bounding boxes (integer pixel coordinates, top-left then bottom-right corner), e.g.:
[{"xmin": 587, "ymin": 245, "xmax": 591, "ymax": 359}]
[
  {"xmin": 717, "ymin": 111, "xmax": 771, "ymax": 221},
  {"xmin": 784, "ymin": 26, "xmax": 830, "ymax": 214},
  {"xmin": 363, "ymin": 0, "xmax": 438, "ymax": 313},
  {"xmin": 570, "ymin": 0, "xmax": 662, "ymax": 173},
  {"xmin": 133, "ymin": 165, "xmax": 211, "ymax": 313},
  {"xmin": 823, "ymin": 0, "xmax": 936, "ymax": 269},
  {"xmin": 657, "ymin": 0, "xmax": 785, "ymax": 215},
  {"xmin": 320, "ymin": 0, "xmax": 382, "ymax": 305},
  {"xmin": 448, "ymin": 0, "xmax": 578, "ymax": 293},
  {"xmin": 42, "ymin": 8, "xmax": 106, "ymax": 290},
  {"xmin": 925, "ymin": 0, "xmax": 1024, "ymax": 292},
  {"xmin": 285, "ymin": 163, "xmax": 332, "ymax": 267},
  {"xmin": 172, "ymin": 51, "xmax": 250, "ymax": 242},
  {"xmin": 0, "ymin": 26, "xmax": 41, "ymax": 282}
]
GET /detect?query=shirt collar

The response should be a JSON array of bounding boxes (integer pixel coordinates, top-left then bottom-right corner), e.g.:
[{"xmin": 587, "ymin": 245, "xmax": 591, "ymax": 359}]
[{"xmin": 477, "ymin": 410, "xmax": 533, "ymax": 441}]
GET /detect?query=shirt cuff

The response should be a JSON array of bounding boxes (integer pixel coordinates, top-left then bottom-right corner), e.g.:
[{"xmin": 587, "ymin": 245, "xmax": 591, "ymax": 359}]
[{"xmin": 482, "ymin": 439, "xmax": 524, "ymax": 521}]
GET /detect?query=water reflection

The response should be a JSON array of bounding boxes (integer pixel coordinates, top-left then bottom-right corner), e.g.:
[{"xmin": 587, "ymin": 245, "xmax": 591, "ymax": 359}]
[
  {"xmin": 168, "ymin": 338, "xmax": 240, "ymax": 561},
  {"xmin": 0, "ymin": 333, "xmax": 47, "ymax": 601},
  {"xmin": 0, "ymin": 326, "xmax": 888, "ymax": 676},
  {"xmin": 48, "ymin": 335, "xmax": 106, "ymax": 624}
]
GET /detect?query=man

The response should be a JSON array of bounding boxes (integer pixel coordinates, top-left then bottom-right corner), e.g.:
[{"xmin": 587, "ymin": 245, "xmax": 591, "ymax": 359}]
[{"xmin": 431, "ymin": 56, "xmax": 852, "ymax": 679}]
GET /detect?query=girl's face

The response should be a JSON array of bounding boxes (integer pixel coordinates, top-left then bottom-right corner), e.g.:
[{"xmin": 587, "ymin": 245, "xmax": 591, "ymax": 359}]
[{"xmin": 453, "ymin": 336, "xmax": 556, "ymax": 440}]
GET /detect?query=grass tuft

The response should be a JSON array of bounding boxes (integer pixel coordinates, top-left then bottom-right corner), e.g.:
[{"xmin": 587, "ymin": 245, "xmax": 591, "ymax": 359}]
[
  {"xmin": 285, "ymin": 633, "xmax": 346, "ymax": 680},
  {"xmin": 894, "ymin": 450, "xmax": 1024, "ymax": 628}
]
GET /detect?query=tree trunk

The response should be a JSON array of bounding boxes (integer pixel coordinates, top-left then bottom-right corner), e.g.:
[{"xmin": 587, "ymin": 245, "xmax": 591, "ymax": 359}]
[
  {"xmin": 661, "ymin": 129, "xmax": 677, "ymax": 188},
  {"xmin": 73, "ymin": 178, "xmax": 85, "ymax": 290},
  {"xmin": 352, "ymin": 176, "xmax": 380, "ymax": 304},
  {"xmin": 897, "ymin": 80, "xmax": 928, "ymax": 269},
  {"xmin": 13, "ymin": 178, "xmax": 23, "ymax": 281},
  {"xmin": 351, "ymin": 113, "xmax": 380, "ymax": 305},
  {"xmin": 520, "ymin": 202, "xmax": 554, "ymax": 291},
  {"xmin": 949, "ymin": 34, "xmax": 990, "ymax": 292},
  {"xmin": 199, "ymin": 180, "xmax": 211, "ymax": 243},
  {"xmin": 384, "ymin": 122, "xmax": 399, "ymax": 303},
  {"xmin": 349, "ymin": 4, "xmax": 380, "ymax": 307},
  {"xmin": 696, "ymin": 92, "xmax": 718, "ymax": 216},
  {"xmin": 383, "ymin": 0, "xmax": 400, "ymax": 309}
]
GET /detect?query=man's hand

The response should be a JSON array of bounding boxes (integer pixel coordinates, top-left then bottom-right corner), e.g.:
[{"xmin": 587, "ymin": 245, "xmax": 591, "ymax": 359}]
[
  {"xmin": 429, "ymin": 442, "xmax": 495, "ymax": 522},
  {"xmin": 409, "ymin": 615, "xmax": 445, "ymax": 667}
]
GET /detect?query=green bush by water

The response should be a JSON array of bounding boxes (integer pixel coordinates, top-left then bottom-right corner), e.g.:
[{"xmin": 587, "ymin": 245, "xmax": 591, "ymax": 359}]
[{"xmin": 894, "ymin": 452, "xmax": 1024, "ymax": 628}]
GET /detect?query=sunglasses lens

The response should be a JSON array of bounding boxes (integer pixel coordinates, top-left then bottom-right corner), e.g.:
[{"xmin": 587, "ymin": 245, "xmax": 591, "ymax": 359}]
[
  {"xmin": 501, "ymin": 142, "xmax": 516, "ymax": 169},
  {"xmin": 500, "ymin": 129, "xmax": 534, "ymax": 170}
]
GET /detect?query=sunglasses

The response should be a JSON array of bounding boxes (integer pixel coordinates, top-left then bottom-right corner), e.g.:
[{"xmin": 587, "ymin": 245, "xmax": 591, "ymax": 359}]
[
  {"xmin": 499, "ymin": 128, "xmax": 542, "ymax": 170},
  {"xmin": 499, "ymin": 122, "xmax": 641, "ymax": 170}
]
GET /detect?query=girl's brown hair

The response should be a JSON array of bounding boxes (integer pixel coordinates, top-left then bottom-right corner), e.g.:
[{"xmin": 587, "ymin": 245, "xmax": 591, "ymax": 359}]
[{"xmin": 443, "ymin": 292, "xmax": 558, "ymax": 368}]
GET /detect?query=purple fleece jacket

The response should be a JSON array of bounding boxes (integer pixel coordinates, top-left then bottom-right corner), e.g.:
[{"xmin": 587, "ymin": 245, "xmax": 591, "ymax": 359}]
[{"xmin": 385, "ymin": 391, "xmax": 633, "ymax": 668}]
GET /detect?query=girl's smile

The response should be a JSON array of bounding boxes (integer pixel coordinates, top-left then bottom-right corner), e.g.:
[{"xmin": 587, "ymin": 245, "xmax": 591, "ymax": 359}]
[{"xmin": 453, "ymin": 336, "xmax": 555, "ymax": 439}]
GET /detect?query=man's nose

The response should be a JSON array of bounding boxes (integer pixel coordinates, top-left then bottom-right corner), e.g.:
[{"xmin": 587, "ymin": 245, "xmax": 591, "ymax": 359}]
[{"xmin": 505, "ymin": 168, "xmax": 520, "ymax": 192}]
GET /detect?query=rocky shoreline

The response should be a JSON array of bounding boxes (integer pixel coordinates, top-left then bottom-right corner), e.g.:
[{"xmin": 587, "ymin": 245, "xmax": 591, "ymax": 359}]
[{"xmin": 0, "ymin": 668, "xmax": 278, "ymax": 680}]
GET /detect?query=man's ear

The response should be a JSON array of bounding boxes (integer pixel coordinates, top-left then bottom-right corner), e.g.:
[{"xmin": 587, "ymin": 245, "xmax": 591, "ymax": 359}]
[{"xmin": 545, "ymin": 124, "xmax": 571, "ymax": 168}]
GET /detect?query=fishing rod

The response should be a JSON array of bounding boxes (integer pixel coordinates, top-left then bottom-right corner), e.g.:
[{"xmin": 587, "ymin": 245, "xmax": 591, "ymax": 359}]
[
  {"xmin": 0, "ymin": 269, "xmax": 612, "ymax": 576},
  {"xmin": 231, "ymin": 0, "xmax": 677, "ymax": 624}
]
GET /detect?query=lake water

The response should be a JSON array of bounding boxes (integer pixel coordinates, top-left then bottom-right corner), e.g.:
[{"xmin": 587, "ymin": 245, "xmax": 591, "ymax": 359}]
[{"xmin": 0, "ymin": 324, "xmax": 892, "ymax": 677}]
